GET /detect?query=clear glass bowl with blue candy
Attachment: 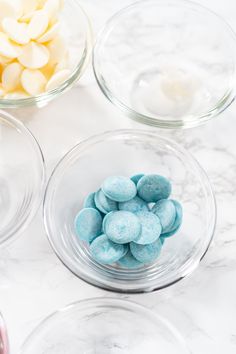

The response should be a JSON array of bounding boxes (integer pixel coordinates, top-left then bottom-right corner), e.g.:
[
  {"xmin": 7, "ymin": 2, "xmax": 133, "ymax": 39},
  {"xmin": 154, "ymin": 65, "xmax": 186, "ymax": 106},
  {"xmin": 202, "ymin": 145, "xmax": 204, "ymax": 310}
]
[
  {"xmin": 21, "ymin": 298, "xmax": 190, "ymax": 354},
  {"xmin": 44, "ymin": 130, "xmax": 216, "ymax": 293}
]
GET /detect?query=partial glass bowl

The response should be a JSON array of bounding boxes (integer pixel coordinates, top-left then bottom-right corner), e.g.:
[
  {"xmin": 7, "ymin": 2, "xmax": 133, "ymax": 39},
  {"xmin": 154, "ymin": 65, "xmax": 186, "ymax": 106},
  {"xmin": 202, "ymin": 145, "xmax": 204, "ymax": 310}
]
[
  {"xmin": 0, "ymin": 0, "xmax": 92, "ymax": 109},
  {"xmin": 0, "ymin": 111, "xmax": 45, "ymax": 246},
  {"xmin": 21, "ymin": 297, "xmax": 190, "ymax": 354},
  {"xmin": 0, "ymin": 313, "xmax": 8, "ymax": 354},
  {"xmin": 44, "ymin": 130, "xmax": 216, "ymax": 293},
  {"xmin": 93, "ymin": 0, "xmax": 236, "ymax": 128}
]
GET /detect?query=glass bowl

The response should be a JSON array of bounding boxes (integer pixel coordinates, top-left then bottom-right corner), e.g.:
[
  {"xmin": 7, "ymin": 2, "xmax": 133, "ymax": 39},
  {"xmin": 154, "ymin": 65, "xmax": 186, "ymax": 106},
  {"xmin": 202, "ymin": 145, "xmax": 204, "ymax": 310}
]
[
  {"xmin": 43, "ymin": 130, "xmax": 216, "ymax": 293},
  {"xmin": 0, "ymin": 0, "xmax": 92, "ymax": 109},
  {"xmin": 21, "ymin": 297, "xmax": 190, "ymax": 353},
  {"xmin": 0, "ymin": 313, "xmax": 8, "ymax": 354},
  {"xmin": 93, "ymin": 0, "xmax": 236, "ymax": 128},
  {"xmin": 0, "ymin": 111, "xmax": 45, "ymax": 246}
]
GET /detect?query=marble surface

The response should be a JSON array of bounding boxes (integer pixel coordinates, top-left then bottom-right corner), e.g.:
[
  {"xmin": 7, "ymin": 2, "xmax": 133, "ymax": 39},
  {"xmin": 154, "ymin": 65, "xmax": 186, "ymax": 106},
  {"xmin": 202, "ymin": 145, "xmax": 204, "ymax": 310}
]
[{"xmin": 1, "ymin": 0, "xmax": 236, "ymax": 352}]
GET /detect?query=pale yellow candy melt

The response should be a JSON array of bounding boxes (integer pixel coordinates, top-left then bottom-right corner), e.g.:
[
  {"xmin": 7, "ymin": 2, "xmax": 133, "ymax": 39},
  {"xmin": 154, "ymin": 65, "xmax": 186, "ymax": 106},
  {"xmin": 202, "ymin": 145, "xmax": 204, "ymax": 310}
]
[
  {"xmin": 37, "ymin": 22, "xmax": 59, "ymax": 43},
  {"xmin": 28, "ymin": 10, "xmax": 49, "ymax": 40},
  {"xmin": 2, "ymin": 62, "xmax": 23, "ymax": 91},
  {"xmin": 47, "ymin": 35, "xmax": 66, "ymax": 64},
  {"xmin": 44, "ymin": 0, "xmax": 61, "ymax": 22},
  {"xmin": 0, "ymin": 32, "xmax": 21, "ymax": 58},
  {"xmin": 18, "ymin": 42, "xmax": 49, "ymax": 69},
  {"xmin": 21, "ymin": 0, "xmax": 39, "ymax": 15},
  {"xmin": 21, "ymin": 68, "xmax": 47, "ymax": 95},
  {"xmin": 0, "ymin": 1, "xmax": 18, "ymax": 25},
  {"xmin": 2, "ymin": 18, "xmax": 30, "ymax": 45},
  {"xmin": 46, "ymin": 69, "xmax": 70, "ymax": 91},
  {"xmin": 0, "ymin": 84, "xmax": 5, "ymax": 97}
]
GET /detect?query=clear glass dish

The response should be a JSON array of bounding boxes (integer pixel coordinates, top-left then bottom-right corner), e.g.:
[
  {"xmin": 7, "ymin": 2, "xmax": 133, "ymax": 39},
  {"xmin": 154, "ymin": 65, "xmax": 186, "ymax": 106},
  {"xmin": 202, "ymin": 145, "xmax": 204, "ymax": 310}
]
[
  {"xmin": 93, "ymin": 0, "xmax": 236, "ymax": 128},
  {"xmin": 0, "ymin": 111, "xmax": 45, "ymax": 246},
  {"xmin": 0, "ymin": 313, "xmax": 8, "ymax": 354},
  {"xmin": 0, "ymin": 0, "xmax": 92, "ymax": 109},
  {"xmin": 21, "ymin": 297, "xmax": 190, "ymax": 354},
  {"xmin": 44, "ymin": 130, "xmax": 216, "ymax": 293}
]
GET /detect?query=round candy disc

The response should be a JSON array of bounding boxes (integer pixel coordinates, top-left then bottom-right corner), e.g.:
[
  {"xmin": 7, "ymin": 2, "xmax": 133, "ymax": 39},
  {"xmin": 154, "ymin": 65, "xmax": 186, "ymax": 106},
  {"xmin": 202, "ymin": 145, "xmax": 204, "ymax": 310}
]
[
  {"xmin": 130, "ymin": 173, "xmax": 145, "ymax": 185},
  {"xmin": 118, "ymin": 250, "xmax": 143, "ymax": 269},
  {"xmin": 137, "ymin": 174, "xmax": 171, "ymax": 202},
  {"xmin": 130, "ymin": 238, "xmax": 163, "ymax": 263},
  {"xmin": 119, "ymin": 196, "xmax": 149, "ymax": 213},
  {"xmin": 104, "ymin": 211, "xmax": 141, "ymax": 244},
  {"xmin": 152, "ymin": 199, "xmax": 176, "ymax": 233},
  {"xmin": 95, "ymin": 189, "xmax": 118, "ymax": 214},
  {"xmin": 75, "ymin": 208, "xmax": 102, "ymax": 243},
  {"xmin": 161, "ymin": 200, "xmax": 183, "ymax": 238},
  {"xmin": 134, "ymin": 211, "xmax": 162, "ymax": 245},
  {"xmin": 102, "ymin": 176, "xmax": 137, "ymax": 202},
  {"xmin": 83, "ymin": 192, "xmax": 96, "ymax": 209},
  {"xmin": 90, "ymin": 234, "xmax": 128, "ymax": 265}
]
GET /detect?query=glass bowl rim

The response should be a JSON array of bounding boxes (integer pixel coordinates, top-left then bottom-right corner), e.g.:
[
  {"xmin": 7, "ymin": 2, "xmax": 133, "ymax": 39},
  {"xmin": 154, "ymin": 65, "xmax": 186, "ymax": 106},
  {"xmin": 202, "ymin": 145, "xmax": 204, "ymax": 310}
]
[
  {"xmin": 43, "ymin": 129, "xmax": 217, "ymax": 293},
  {"xmin": 0, "ymin": 0, "xmax": 93, "ymax": 109},
  {"xmin": 0, "ymin": 110, "xmax": 46, "ymax": 246},
  {"xmin": 20, "ymin": 297, "xmax": 190, "ymax": 353},
  {"xmin": 93, "ymin": 0, "xmax": 236, "ymax": 129}
]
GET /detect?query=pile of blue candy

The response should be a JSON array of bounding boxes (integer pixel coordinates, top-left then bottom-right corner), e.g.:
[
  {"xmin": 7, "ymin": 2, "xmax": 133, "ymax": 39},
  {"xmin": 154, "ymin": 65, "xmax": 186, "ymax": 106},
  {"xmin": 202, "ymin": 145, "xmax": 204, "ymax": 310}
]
[{"xmin": 75, "ymin": 174, "xmax": 183, "ymax": 269}]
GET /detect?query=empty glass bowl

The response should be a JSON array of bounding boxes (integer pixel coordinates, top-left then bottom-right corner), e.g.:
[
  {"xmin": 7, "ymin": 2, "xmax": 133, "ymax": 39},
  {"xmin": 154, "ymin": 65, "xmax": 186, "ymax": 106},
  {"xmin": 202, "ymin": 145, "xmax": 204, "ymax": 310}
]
[
  {"xmin": 93, "ymin": 0, "xmax": 236, "ymax": 128},
  {"xmin": 0, "ymin": 111, "xmax": 45, "ymax": 246},
  {"xmin": 21, "ymin": 297, "xmax": 190, "ymax": 353},
  {"xmin": 44, "ymin": 130, "xmax": 216, "ymax": 293},
  {"xmin": 0, "ymin": 0, "xmax": 92, "ymax": 109}
]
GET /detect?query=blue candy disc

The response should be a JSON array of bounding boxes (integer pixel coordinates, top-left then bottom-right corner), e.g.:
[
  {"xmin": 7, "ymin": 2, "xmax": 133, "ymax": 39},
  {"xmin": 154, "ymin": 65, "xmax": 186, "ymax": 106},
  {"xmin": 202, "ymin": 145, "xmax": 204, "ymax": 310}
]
[
  {"xmin": 130, "ymin": 238, "xmax": 163, "ymax": 263},
  {"xmin": 133, "ymin": 211, "xmax": 162, "ymax": 245},
  {"xmin": 75, "ymin": 208, "xmax": 102, "ymax": 243},
  {"xmin": 102, "ymin": 176, "xmax": 137, "ymax": 202},
  {"xmin": 161, "ymin": 200, "xmax": 183, "ymax": 238},
  {"xmin": 119, "ymin": 196, "xmax": 149, "ymax": 213},
  {"xmin": 83, "ymin": 192, "xmax": 96, "ymax": 209},
  {"xmin": 90, "ymin": 234, "xmax": 128, "ymax": 265},
  {"xmin": 151, "ymin": 199, "xmax": 176, "ymax": 233},
  {"xmin": 95, "ymin": 189, "xmax": 118, "ymax": 214},
  {"xmin": 137, "ymin": 174, "xmax": 171, "ymax": 202},
  {"xmin": 130, "ymin": 174, "xmax": 145, "ymax": 185},
  {"xmin": 118, "ymin": 249, "xmax": 143, "ymax": 269},
  {"xmin": 104, "ymin": 211, "xmax": 141, "ymax": 244}
]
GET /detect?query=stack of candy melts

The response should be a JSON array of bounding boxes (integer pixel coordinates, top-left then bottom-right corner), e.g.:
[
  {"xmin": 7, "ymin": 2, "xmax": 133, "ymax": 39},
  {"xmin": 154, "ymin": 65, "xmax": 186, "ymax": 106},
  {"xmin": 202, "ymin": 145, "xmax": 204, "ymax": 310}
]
[
  {"xmin": 0, "ymin": 0, "xmax": 71, "ymax": 98},
  {"xmin": 75, "ymin": 174, "xmax": 183, "ymax": 269}
]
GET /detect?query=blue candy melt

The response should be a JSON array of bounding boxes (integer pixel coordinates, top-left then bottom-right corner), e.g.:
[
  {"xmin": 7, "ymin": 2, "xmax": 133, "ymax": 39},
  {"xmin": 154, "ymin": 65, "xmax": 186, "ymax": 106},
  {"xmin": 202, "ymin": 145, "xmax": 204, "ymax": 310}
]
[
  {"xmin": 104, "ymin": 210, "xmax": 141, "ymax": 244},
  {"xmin": 90, "ymin": 234, "xmax": 128, "ymax": 264},
  {"xmin": 152, "ymin": 199, "xmax": 176, "ymax": 233},
  {"xmin": 83, "ymin": 192, "xmax": 97, "ymax": 209},
  {"xmin": 133, "ymin": 211, "xmax": 162, "ymax": 245},
  {"xmin": 102, "ymin": 176, "xmax": 137, "ymax": 202},
  {"xmin": 75, "ymin": 208, "xmax": 102, "ymax": 243},
  {"xmin": 137, "ymin": 174, "xmax": 171, "ymax": 202},
  {"xmin": 95, "ymin": 189, "xmax": 118, "ymax": 214},
  {"xmin": 130, "ymin": 238, "xmax": 163, "ymax": 263},
  {"xmin": 119, "ymin": 196, "xmax": 149, "ymax": 213},
  {"xmin": 130, "ymin": 173, "xmax": 145, "ymax": 185},
  {"xmin": 161, "ymin": 199, "xmax": 183, "ymax": 238},
  {"xmin": 118, "ymin": 249, "xmax": 143, "ymax": 269}
]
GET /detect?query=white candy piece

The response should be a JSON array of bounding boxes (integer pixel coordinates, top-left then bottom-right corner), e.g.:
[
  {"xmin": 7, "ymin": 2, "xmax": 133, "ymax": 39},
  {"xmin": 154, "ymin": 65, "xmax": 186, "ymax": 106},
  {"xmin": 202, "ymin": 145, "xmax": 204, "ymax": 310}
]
[
  {"xmin": 47, "ymin": 35, "xmax": 66, "ymax": 64},
  {"xmin": 54, "ymin": 52, "xmax": 69, "ymax": 72},
  {"xmin": 4, "ymin": 90, "xmax": 29, "ymax": 99},
  {"xmin": 28, "ymin": 10, "xmax": 49, "ymax": 40},
  {"xmin": 46, "ymin": 69, "xmax": 70, "ymax": 91},
  {"xmin": 21, "ymin": 0, "xmax": 38, "ymax": 15},
  {"xmin": 0, "ymin": 1, "xmax": 18, "ymax": 25},
  {"xmin": 18, "ymin": 42, "xmax": 49, "ymax": 69},
  {"xmin": 0, "ymin": 32, "xmax": 20, "ymax": 58},
  {"xmin": 21, "ymin": 68, "xmax": 47, "ymax": 95},
  {"xmin": 0, "ymin": 85, "xmax": 5, "ymax": 97},
  {"xmin": 44, "ymin": 0, "xmax": 61, "ymax": 22},
  {"xmin": 0, "ymin": 54, "xmax": 13, "ymax": 65},
  {"xmin": 20, "ymin": 11, "xmax": 34, "ymax": 22},
  {"xmin": 37, "ymin": 22, "xmax": 59, "ymax": 43},
  {"xmin": 2, "ymin": 62, "xmax": 23, "ymax": 91},
  {"xmin": 2, "ymin": 18, "xmax": 30, "ymax": 45}
]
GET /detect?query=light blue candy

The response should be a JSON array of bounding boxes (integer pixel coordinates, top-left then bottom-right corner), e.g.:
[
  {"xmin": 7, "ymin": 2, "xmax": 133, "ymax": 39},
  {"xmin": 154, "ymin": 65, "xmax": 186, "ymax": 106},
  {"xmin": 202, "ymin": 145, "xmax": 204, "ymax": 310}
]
[
  {"xmin": 90, "ymin": 234, "xmax": 128, "ymax": 264},
  {"xmin": 161, "ymin": 200, "xmax": 183, "ymax": 238},
  {"xmin": 118, "ymin": 249, "xmax": 143, "ymax": 269},
  {"xmin": 137, "ymin": 174, "xmax": 171, "ymax": 203},
  {"xmin": 95, "ymin": 189, "xmax": 118, "ymax": 214},
  {"xmin": 130, "ymin": 174, "xmax": 145, "ymax": 185},
  {"xmin": 83, "ymin": 192, "xmax": 96, "ymax": 209},
  {"xmin": 160, "ymin": 236, "xmax": 165, "ymax": 245},
  {"xmin": 151, "ymin": 199, "xmax": 176, "ymax": 233},
  {"xmin": 134, "ymin": 211, "xmax": 162, "ymax": 245},
  {"xmin": 102, "ymin": 176, "xmax": 137, "ymax": 202},
  {"xmin": 104, "ymin": 211, "xmax": 141, "ymax": 244},
  {"xmin": 119, "ymin": 196, "xmax": 149, "ymax": 213},
  {"xmin": 75, "ymin": 208, "xmax": 102, "ymax": 243},
  {"xmin": 130, "ymin": 238, "xmax": 163, "ymax": 263}
]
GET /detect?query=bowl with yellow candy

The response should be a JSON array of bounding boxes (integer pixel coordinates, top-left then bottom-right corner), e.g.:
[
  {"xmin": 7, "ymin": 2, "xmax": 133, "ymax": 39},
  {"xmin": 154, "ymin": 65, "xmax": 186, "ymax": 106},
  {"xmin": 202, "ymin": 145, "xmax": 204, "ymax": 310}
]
[{"xmin": 0, "ymin": 0, "xmax": 92, "ymax": 108}]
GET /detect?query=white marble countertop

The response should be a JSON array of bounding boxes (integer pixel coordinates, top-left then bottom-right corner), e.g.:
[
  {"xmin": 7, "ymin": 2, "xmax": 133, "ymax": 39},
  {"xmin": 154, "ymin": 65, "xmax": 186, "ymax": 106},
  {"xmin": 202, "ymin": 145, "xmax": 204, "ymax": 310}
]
[{"xmin": 1, "ymin": 0, "xmax": 236, "ymax": 352}]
